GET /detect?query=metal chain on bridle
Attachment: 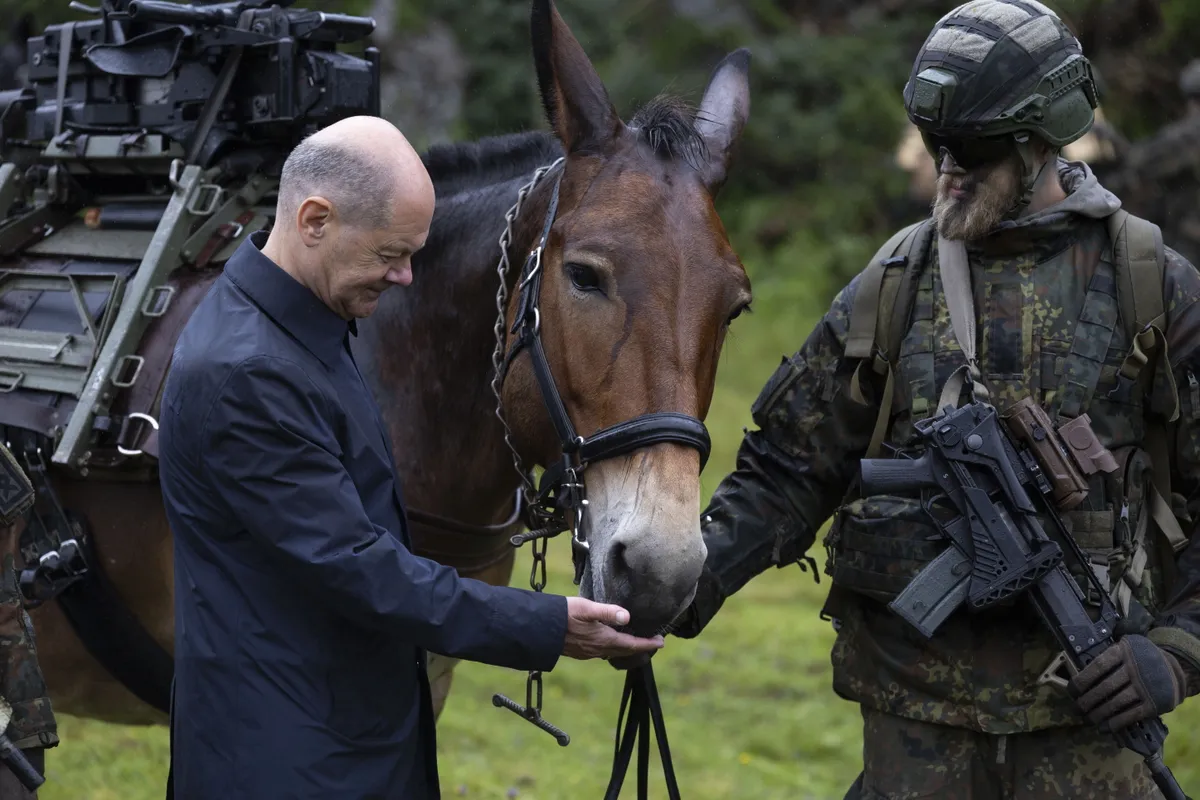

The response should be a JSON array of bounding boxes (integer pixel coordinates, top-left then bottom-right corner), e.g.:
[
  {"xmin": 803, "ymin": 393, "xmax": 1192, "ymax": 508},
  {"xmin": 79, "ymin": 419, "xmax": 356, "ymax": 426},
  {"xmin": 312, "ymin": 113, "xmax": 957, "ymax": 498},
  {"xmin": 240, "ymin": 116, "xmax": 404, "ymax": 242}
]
[
  {"xmin": 487, "ymin": 159, "xmax": 701, "ymax": 799},
  {"xmin": 488, "ymin": 156, "xmax": 573, "ymax": 747}
]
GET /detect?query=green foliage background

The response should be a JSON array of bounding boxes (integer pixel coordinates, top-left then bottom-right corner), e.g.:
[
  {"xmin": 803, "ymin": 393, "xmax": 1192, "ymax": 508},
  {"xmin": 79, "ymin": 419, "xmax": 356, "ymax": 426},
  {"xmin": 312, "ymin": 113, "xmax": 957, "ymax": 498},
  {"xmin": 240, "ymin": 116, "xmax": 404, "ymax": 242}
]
[{"xmin": 0, "ymin": 0, "xmax": 1196, "ymax": 796}]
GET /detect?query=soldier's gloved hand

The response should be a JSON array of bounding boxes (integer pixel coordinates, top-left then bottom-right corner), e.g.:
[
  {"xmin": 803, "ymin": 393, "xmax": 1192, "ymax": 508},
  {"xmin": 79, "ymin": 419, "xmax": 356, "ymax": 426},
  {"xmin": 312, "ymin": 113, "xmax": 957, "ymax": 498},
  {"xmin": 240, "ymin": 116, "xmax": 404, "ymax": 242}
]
[
  {"xmin": 668, "ymin": 565, "xmax": 725, "ymax": 640},
  {"xmin": 1067, "ymin": 633, "xmax": 1188, "ymax": 732}
]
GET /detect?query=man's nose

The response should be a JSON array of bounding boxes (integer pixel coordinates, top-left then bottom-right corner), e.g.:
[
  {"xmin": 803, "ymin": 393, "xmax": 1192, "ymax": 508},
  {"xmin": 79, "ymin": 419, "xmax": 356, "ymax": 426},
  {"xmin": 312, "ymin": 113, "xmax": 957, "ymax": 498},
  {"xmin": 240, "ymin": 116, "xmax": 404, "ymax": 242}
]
[
  {"xmin": 939, "ymin": 148, "xmax": 966, "ymax": 175},
  {"xmin": 386, "ymin": 263, "xmax": 413, "ymax": 286}
]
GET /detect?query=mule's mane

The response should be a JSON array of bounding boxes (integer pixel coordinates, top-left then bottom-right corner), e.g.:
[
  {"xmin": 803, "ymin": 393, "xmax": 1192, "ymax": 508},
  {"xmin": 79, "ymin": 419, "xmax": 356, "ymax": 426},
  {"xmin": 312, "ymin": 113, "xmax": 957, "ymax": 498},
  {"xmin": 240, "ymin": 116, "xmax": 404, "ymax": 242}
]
[
  {"xmin": 418, "ymin": 93, "xmax": 707, "ymax": 199},
  {"xmin": 421, "ymin": 131, "xmax": 563, "ymax": 199}
]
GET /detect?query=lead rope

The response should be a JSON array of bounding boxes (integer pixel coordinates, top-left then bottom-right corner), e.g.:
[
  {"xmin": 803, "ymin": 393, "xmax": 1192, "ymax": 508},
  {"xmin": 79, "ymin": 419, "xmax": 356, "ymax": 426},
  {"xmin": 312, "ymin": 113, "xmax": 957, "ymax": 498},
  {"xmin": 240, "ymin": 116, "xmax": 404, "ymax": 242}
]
[
  {"xmin": 936, "ymin": 234, "xmax": 992, "ymax": 413},
  {"xmin": 604, "ymin": 664, "xmax": 681, "ymax": 800}
]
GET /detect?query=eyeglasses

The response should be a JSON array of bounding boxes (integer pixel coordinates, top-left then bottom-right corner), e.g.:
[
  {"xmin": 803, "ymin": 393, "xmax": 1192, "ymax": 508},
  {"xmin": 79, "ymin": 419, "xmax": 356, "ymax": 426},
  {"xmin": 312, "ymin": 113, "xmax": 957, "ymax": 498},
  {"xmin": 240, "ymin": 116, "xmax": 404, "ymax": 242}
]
[{"xmin": 920, "ymin": 131, "xmax": 1016, "ymax": 170}]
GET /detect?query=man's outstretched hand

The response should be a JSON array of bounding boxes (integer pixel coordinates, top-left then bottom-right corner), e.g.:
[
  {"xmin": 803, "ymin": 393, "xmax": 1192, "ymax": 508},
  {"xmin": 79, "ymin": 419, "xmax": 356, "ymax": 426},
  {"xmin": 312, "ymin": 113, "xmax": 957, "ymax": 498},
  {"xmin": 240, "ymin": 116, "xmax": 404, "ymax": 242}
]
[{"xmin": 562, "ymin": 596, "xmax": 664, "ymax": 661}]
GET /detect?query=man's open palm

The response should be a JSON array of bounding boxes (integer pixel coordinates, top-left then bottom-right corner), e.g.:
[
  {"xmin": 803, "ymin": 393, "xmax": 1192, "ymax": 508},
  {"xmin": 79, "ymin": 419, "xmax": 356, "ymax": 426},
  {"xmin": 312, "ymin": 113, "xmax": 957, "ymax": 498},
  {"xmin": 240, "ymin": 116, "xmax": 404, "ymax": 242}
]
[{"xmin": 562, "ymin": 597, "xmax": 664, "ymax": 660}]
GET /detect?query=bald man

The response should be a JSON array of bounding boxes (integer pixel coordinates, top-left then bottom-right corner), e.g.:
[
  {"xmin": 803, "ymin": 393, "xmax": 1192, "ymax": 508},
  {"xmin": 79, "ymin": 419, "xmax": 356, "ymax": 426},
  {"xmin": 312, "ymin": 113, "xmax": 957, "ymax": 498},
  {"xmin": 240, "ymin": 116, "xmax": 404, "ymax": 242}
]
[{"xmin": 157, "ymin": 117, "xmax": 662, "ymax": 799}]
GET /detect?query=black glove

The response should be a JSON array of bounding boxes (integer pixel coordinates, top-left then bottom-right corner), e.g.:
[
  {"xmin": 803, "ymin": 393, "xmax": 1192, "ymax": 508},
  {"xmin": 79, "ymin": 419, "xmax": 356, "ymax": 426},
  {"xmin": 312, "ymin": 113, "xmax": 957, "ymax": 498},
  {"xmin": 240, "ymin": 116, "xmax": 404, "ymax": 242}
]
[
  {"xmin": 1068, "ymin": 633, "xmax": 1188, "ymax": 733},
  {"xmin": 667, "ymin": 566, "xmax": 725, "ymax": 640}
]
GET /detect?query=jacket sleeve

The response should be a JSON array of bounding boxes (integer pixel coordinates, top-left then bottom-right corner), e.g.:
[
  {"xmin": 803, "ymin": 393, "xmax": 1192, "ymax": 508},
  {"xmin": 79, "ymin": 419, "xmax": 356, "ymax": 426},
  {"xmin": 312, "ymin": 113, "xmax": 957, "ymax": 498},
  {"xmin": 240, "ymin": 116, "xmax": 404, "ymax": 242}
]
[
  {"xmin": 1153, "ymin": 247, "xmax": 1200, "ymax": 694},
  {"xmin": 199, "ymin": 355, "xmax": 567, "ymax": 672},
  {"xmin": 675, "ymin": 275, "xmax": 882, "ymax": 637}
]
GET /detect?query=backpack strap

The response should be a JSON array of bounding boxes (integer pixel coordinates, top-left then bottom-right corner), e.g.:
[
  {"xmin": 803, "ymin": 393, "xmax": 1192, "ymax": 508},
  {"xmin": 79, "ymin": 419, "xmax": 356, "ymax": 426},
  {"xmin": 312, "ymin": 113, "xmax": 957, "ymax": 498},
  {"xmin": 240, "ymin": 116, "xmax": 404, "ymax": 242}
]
[
  {"xmin": 1110, "ymin": 209, "xmax": 1178, "ymax": 420},
  {"xmin": 845, "ymin": 221, "xmax": 927, "ymax": 362},
  {"xmin": 1108, "ymin": 210, "xmax": 1189, "ymax": 592},
  {"xmin": 845, "ymin": 219, "xmax": 933, "ymax": 458},
  {"xmin": 1110, "ymin": 209, "xmax": 1167, "ymax": 341}
]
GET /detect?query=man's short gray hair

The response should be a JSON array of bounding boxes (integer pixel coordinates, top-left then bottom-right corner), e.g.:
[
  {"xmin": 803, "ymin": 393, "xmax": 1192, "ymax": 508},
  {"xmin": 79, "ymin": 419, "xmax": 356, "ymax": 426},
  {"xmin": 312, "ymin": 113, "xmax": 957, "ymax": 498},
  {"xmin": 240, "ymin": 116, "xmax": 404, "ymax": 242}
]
[{"xmin": 278, "ymin": 135, "xmax": 395, "ymax": 229}]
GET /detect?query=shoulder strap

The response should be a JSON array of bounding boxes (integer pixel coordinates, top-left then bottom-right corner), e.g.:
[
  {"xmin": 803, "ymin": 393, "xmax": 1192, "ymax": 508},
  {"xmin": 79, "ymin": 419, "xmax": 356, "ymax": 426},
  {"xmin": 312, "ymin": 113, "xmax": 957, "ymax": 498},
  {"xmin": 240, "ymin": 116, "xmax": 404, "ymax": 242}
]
[
  {"xmin": 845, "ymin": 220, "xmax": 928, "ymax": 362},
  {"xmin": 1109, "ymin": 208, "xmax": 1166, "ymax": 339},
  {"xmin": 1108, "ymin": 210, "xmax": 1188, "ymax": 570},
  {"xmin": 845, "ymin": 219, "xmax": 933, "ymax": 458},
  {"xmin": 1109, "ymin": 208, "xmax": 1174, "ymax": 417}
]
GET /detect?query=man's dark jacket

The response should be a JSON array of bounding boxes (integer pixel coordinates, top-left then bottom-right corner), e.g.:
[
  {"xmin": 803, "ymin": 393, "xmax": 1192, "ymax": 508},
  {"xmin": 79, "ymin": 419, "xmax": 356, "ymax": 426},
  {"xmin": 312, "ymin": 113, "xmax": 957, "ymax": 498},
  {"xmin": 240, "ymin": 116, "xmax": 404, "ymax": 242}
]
[{"xmin": 158, "ymin": 232, "xmax": 567, "ymax": 799}]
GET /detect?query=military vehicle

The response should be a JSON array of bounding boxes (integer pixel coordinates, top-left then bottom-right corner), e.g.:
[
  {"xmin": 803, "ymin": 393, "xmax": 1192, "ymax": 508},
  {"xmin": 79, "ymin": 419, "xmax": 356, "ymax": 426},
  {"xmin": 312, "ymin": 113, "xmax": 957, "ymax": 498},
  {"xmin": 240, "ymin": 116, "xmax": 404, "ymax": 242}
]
[{"xmin": 0, "ymin": 0, "xmax": 379, "ymax": 729}]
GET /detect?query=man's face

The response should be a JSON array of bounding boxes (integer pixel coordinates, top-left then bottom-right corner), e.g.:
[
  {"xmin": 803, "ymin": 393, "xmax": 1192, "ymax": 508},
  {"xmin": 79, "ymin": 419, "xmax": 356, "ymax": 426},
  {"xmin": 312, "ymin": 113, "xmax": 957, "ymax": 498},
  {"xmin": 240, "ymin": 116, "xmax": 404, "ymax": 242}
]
[
  {"xmin": 323, "ymin": 190, "xmax": 433, "ymax": 319},
  {"xmin": 925, "ymin": 132, "xmax": 1024, "ymax": 241}
]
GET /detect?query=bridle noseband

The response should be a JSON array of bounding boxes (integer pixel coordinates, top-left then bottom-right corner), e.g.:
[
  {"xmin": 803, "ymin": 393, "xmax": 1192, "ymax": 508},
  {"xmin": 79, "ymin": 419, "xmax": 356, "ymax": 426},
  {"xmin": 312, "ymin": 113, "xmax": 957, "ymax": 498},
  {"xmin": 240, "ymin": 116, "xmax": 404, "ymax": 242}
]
[{"xmin": 491, "ymin": 159, "xmax": 712, "ymax": 583}]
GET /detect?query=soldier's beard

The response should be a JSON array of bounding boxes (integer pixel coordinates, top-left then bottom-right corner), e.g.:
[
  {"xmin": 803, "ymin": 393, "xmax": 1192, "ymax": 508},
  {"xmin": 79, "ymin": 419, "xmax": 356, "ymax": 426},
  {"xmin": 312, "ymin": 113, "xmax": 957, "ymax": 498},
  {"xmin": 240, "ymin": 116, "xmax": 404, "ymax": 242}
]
[{"xmin": 932, "ymin": 155, "xmax": 1023, "ymax": 241}]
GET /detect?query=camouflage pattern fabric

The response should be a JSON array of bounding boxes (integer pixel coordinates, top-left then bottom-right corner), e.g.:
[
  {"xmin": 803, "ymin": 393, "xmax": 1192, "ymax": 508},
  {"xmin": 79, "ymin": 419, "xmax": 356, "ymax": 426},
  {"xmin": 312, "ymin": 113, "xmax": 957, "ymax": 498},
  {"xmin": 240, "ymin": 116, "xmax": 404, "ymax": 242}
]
[
  {"xmin": 847, "ymin": 707, "xmax": 1165, "ymax": 799},
  {"xmin": 679, "ymin": 159, "xmax": 1200, "ymax": 736},
  {"xmin": 903, "ymin": 1, "xmax": 1095, "ymax": 148},
  {"xmin": 0, "ymin": 553, "xmax": 56, "ymax": 752},
  {"xmin": 0, "ymin": 442, "xmax": 56, "ymax": 754}
]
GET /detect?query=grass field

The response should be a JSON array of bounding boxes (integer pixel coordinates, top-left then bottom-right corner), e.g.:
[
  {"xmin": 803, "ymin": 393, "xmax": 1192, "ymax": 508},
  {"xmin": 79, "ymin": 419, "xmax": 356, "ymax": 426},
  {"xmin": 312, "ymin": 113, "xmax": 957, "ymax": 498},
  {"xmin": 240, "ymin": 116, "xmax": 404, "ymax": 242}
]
[{"xmin": 37, "ymin": 260, "xmax": 1200, "ymax": 799}]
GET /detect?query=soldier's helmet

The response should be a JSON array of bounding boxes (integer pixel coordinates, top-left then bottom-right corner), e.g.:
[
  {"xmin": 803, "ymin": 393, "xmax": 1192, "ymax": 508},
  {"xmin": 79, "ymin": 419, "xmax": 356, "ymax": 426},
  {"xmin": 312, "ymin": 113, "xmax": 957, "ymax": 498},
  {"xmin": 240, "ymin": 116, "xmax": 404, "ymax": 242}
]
[{"xmin": 904, "ymin": 0, "xmax": 1098, "ymax": 158}]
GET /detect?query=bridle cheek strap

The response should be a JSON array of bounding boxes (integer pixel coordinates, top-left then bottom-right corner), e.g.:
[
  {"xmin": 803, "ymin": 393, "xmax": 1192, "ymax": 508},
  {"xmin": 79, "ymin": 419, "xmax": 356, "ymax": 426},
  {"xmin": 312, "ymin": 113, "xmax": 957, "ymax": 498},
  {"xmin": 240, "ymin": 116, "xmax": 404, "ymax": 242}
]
[{"xmin": 500, "ymin": 170, "xmax": 712, "ymax": 480}]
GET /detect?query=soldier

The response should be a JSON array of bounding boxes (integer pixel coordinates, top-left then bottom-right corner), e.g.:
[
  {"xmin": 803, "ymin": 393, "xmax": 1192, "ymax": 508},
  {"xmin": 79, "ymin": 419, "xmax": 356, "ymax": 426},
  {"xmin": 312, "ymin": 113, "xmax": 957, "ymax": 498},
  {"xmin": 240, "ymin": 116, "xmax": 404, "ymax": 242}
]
[
  {"xmin": 0, "ymin": 442, "xmax": 52, "ymax": 798},
  {"xmin": 672, "ymin": 2, "xmax": 1200, "ymax": 797}
]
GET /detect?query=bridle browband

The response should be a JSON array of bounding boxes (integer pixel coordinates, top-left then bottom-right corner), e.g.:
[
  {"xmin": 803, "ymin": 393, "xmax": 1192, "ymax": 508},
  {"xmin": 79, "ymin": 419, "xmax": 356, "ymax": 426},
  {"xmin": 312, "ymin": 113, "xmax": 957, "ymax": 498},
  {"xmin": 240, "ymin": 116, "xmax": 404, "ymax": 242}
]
[{"xmin": 488, "ymin": 158, "xmax": 698, "ymax": 799}]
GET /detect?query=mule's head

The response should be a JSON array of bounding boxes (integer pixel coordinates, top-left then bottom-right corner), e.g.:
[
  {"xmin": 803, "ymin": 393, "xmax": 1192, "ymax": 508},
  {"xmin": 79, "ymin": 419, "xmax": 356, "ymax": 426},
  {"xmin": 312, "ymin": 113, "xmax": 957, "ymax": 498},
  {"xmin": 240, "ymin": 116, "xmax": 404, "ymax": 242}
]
[{"xmin": 503, "ymin": 0, "xmax": 752, "ymax": 636}]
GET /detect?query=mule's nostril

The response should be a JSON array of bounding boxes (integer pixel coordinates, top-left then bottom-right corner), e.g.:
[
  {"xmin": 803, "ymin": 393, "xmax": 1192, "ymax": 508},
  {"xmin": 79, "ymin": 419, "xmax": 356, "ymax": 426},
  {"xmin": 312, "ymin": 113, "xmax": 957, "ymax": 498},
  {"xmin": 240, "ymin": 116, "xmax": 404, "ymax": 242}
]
[{"xmin": 608, "ymin": 539, "xmax": 630, "ymax": 577}]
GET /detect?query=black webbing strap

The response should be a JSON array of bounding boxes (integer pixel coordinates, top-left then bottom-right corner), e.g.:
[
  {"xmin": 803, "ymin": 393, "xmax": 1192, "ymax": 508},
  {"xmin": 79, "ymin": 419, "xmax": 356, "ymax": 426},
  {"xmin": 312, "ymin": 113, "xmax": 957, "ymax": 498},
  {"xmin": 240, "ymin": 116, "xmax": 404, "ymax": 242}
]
[{"xmin": 604, "ymin": 663, "xmax": 680, "ymax": 800}]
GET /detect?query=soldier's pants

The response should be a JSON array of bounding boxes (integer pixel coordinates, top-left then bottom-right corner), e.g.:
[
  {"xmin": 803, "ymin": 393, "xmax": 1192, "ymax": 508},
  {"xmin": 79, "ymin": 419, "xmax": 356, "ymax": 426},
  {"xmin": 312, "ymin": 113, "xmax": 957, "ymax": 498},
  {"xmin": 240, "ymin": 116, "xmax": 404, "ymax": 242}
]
[
  {"xmin": 0, "ymin": 551, "xmax": 56, "ymax": 798},
  {"xmin": 848, "ymin": 707, "xmax": 1166, "ymax": 800}
]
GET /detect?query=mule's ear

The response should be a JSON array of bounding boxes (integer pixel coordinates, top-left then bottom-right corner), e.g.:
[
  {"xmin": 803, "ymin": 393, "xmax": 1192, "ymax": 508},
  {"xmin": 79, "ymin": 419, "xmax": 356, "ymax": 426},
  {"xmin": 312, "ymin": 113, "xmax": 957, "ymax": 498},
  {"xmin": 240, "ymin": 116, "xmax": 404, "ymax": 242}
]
[
  {"xmin": 695, "ymin": 48, "xmax": 751, "ymax": 194},
  {"xmin": 531, "ymin": 0, "xmax": 622, "ymax": 153}
]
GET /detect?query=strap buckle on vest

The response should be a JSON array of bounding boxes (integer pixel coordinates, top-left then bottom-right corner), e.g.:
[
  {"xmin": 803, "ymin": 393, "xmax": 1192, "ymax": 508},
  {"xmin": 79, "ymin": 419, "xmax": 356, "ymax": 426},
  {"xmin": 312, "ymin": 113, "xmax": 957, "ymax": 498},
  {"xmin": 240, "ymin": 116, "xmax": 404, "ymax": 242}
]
[
  {"xmin": 1106, "ymin": 371, "xmax": 1135, "ymax": 404},
  {"xmin": 1109, "ymin": 323, "xmax": 1162, "ymax": 403},
  {"xmin": 849, "ymin": 352, "xmax": 890, "ymax": 406}
]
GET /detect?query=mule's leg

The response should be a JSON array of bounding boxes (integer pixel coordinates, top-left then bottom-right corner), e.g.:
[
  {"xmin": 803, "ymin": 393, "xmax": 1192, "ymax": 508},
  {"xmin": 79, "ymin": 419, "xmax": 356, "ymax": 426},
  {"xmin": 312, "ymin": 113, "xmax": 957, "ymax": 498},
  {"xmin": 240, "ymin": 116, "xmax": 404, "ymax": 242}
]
[
  {"xmin": 27, "ymin": 479, "xmax": 174, "ymax": 726},
  {"xmin": 428, "ymin": 549, "xmax": 516, "ymax": 720}
]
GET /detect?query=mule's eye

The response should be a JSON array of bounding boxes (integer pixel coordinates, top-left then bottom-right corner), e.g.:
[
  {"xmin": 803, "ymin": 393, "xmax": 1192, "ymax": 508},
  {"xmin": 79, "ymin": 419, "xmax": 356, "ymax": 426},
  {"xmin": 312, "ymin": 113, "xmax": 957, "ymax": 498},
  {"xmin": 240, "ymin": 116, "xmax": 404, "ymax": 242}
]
[
  {"xmin": 727, "ymin": 303, "xmax": 751, "ymax": 326},
  {"xmin": 566, "ymin": 262, "xmax": 602, "ymax": 293}
]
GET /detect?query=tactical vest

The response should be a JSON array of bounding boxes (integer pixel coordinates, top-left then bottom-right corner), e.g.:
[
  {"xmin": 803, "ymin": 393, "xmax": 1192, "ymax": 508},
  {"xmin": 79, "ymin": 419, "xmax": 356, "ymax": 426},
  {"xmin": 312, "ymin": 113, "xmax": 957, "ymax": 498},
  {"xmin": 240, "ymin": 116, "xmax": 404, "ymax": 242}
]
[{"xmin": 824, "ymin": 211, "xmax": 1190, "ymax": 621}]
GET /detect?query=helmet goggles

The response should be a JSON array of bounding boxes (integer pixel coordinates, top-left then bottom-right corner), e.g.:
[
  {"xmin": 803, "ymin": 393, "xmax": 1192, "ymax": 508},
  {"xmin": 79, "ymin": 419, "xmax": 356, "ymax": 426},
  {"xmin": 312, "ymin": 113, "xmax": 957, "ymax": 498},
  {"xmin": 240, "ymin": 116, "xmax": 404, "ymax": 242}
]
[{"xmin": 920, "ymin": 130, "xmax": 1017, "ymax": 170}]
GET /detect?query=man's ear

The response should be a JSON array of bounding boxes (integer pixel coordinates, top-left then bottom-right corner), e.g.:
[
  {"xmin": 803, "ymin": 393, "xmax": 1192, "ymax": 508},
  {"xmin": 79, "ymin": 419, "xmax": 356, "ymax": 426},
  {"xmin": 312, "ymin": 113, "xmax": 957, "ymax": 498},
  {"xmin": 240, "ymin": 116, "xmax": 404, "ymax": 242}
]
[{"xmin": 296, "ymin": 196, "xmax": 334, "ymax": 247}]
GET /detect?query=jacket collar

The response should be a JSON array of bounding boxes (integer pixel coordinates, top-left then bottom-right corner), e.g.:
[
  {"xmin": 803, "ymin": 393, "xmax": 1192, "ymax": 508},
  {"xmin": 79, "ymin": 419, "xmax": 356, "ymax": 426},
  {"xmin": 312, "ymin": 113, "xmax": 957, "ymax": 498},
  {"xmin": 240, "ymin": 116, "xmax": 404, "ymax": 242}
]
[{"xmin": 224, "ymin": 230, "xmax": 356, "ymax": 369}]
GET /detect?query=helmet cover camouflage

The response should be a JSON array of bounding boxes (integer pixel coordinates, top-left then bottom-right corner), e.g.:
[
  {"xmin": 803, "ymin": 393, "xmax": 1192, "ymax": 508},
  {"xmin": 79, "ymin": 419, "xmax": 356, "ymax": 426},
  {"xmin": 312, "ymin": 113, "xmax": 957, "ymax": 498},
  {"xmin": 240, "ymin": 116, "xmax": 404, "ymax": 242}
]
[{"xmin": 904, "ymin": 0, "xmax": 1098, "ymax": 147}]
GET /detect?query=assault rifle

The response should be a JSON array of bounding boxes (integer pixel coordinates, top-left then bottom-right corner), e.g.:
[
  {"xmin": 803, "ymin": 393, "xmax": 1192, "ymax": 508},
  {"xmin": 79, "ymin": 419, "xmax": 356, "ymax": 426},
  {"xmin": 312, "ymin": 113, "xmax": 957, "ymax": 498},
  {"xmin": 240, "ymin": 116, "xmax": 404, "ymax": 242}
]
[{"xmin": 860, "ymin": 399, "xmax": 1190, "ymax": 800}]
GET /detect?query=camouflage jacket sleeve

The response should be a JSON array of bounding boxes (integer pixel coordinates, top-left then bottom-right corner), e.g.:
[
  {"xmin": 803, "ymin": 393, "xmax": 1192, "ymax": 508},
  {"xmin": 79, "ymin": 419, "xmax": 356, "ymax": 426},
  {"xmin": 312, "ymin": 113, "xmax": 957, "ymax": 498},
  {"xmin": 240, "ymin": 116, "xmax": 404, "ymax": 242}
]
[
  {"xmin": 674, "ymin": 273, "xmax": 882, "ymax": 638},
  {"xmin": 1150, "ymin": 246, "xmax": 1200, "ymax": 693}
]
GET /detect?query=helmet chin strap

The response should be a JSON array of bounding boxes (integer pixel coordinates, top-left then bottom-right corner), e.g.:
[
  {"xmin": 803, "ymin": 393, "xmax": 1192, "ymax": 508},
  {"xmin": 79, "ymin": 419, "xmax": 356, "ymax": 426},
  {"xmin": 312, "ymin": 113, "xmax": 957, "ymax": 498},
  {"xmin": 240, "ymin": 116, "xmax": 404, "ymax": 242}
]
[{"xmin": 1006, "ymin": 131, "xmax": 1054, "ymax": 219}]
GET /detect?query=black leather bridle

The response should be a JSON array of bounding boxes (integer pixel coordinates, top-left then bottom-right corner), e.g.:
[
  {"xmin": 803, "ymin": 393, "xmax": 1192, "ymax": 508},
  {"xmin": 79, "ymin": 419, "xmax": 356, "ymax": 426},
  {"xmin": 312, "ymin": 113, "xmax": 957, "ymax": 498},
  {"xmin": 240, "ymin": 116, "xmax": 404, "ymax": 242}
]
[
  {"xmin": 497, "ymin": 166, "xmax": 711, "ymax": 577},
  {"xmin": 489, "ymin": 160, "xmax": 699, "ymax": 799}
]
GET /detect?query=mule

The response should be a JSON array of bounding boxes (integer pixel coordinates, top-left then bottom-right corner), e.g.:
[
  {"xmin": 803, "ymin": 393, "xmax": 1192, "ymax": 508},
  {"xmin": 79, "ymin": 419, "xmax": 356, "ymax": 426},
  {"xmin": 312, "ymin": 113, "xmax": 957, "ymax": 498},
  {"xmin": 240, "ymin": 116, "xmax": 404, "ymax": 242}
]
[{"xmin": 22, "ymin": 0, "xmax": 753, "ymax": 728}]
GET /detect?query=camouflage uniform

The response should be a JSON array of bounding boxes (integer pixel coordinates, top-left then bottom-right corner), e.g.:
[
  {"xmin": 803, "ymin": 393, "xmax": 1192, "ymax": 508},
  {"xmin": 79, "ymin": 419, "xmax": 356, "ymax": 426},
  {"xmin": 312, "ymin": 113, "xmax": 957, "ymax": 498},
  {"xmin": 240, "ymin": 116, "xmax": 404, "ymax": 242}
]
[
  {"xmin": 0, "ymin": 443, "xmax": 55, "ymax": 797},
  {"xmin": 675, "ymin": 3, "xmax": 1200, "ymax": 798}
]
